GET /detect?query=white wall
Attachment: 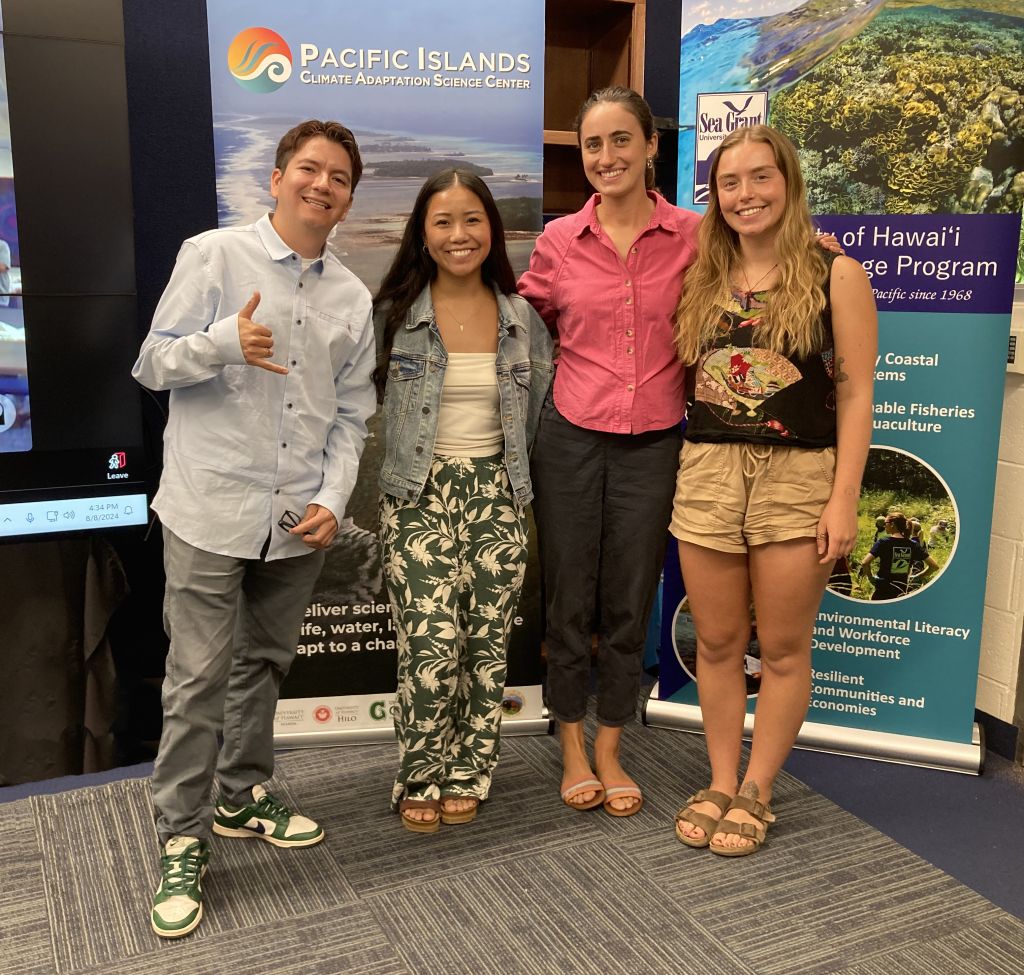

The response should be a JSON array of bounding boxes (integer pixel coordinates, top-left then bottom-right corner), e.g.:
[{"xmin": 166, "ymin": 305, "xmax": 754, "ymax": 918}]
[{"xmin": 978, "ymin": 372, "xmax": 1024, "ymax": 724}]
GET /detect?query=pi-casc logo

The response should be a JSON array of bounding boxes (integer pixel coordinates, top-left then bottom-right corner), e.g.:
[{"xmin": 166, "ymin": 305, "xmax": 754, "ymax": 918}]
[{"xmin": 228, "ymin": 27, "xmax": 292, "ymax": 93}]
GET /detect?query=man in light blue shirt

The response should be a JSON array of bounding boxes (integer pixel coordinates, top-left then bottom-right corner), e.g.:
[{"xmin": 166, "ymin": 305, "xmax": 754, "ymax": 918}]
[{"xmin": 133, "ymin": 120, "xmax": 375, "ymax": 939}]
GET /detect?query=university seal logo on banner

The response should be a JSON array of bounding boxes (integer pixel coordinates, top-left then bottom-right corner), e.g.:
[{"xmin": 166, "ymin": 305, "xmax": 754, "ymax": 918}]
[
  {"xmin": 228, "ymin": 27, "xmax": 293, "ymax": 93},
  {"xmin": 693, "ymin": 91, "xmax": 767, "ymax": 204}
]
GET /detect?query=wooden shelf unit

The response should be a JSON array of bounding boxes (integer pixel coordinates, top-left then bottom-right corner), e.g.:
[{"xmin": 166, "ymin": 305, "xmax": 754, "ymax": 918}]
[{"xmin": 543, "ymin": 0, "xmax": 646, "ymax": 215}]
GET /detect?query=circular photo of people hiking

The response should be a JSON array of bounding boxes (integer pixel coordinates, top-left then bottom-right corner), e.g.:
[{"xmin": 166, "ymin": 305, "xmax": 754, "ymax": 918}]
[
  {"xmin": 672, "ymin": 595, "xmax": 764, "ymax": 698},
  {"xmin": 828, "ymin": 446, "xmax": 957, "ymax": 602}
]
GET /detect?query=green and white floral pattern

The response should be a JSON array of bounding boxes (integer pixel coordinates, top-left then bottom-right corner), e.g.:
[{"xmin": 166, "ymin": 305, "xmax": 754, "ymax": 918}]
[{"xmin": 380, "ymin": 455, "xmax": 527, "ymax": 809}]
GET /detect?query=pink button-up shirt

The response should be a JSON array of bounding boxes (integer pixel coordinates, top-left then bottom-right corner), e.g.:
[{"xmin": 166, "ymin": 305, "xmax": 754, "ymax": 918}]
[{"xmin": 518, "ymin": 192, "xmax": 700, "ymax": 434}]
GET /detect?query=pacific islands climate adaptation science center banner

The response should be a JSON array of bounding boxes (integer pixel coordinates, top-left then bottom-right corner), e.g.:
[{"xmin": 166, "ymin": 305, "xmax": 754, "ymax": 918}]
[
  {"xmin": 660, "ymin": 0, "xmax": 1022, "ymax": 766},
  {"xmin": 204, "ymin": 0, "xmax": 546, "ymax": 742}
]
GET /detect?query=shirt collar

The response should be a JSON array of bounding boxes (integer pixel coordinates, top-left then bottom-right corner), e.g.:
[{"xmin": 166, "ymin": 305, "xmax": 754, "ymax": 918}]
[
  {"xmin": 408, "ymin": 284, "xmax": 434, "ymax": 328},
  {"xmin": 256, "ymin": 213, "xmax": 327, "ymax": 268},
  {"xmin": 575, "ymin": 191, "xmax": 680, "ymax": 239}
]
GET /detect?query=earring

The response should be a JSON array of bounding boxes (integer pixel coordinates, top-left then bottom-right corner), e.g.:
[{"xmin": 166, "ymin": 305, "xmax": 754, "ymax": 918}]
[
  {"xmin": 422, "ymin": 242, "xmax": 429, "ymax": 253},
  {"xmin": 646, "ymin": 157, "xmax": 654, "ymax": 170}
]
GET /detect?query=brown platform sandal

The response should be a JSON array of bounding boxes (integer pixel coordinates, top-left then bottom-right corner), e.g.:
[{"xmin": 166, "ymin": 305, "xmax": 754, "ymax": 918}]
[
  {"xmin": 440, "ymin": 796, "xmax": 479, "ymax": 825},
  {"xmin": 709, "ymin": 794, "xmax": 776, "ymax": 857},
  {"xmin": 675, "ymin": 789, "xmax": 732, "ymax": 848},
  {"xmin": 399, "ymin": 798, "xmax": 441, "ymax": 833}
]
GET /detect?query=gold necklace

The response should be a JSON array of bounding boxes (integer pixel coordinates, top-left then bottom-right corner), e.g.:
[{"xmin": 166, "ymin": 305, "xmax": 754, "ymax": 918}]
[
  {"xmin": 735, "ymin": 263, "xmax": 778, "ymax": 311},
  {"xmin": 436, "ymin": 295, "xmax": 486, "ymax": 333}
]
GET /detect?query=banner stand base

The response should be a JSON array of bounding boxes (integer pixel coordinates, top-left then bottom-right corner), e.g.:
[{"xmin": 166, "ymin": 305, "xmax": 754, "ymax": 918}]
[
  {"xmin": 275, "ymin": 710, "xmax": 553, "ymax": 749},
  {"xmin": 642, "ymin": 682, "xmax": 983, "ymax": 776},
  {"xmin": 274, "ymin": 687, "xmax": 552, "ymax": 748}
]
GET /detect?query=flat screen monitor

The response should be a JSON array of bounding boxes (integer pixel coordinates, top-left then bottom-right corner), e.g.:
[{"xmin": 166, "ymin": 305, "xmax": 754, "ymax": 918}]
[{"xmin": 0, "ymin": 3, "xmax": 148, "ymax": 539}]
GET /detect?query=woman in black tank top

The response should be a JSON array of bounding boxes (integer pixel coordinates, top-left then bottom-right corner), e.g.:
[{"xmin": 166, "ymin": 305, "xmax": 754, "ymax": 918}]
[{"xmin": 670, "ymin": 125, "xmax": 876, "ymax": 857}]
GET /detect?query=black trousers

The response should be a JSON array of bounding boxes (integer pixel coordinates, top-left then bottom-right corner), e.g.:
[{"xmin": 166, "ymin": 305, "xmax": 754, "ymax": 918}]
[{"xmin": 531, "ymin": 397, "xmax": 681, "ymax": 726}]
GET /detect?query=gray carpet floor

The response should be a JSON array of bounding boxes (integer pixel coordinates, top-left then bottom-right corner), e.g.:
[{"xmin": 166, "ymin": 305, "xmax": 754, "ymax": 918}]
[{"xmin": 2, "ymin": 721, "xmax": 1022, "ymax": 975}]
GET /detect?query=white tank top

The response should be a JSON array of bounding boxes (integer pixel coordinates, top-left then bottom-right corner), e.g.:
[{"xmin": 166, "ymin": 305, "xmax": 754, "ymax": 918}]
[{"xmin": 433, "ymin": 353, "xmax": 503, "ymax": 457}]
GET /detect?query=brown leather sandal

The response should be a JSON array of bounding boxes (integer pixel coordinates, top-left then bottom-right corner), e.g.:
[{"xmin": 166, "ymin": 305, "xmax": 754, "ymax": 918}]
[
  {"xmin": 709, "ymin": 794, "xmax": 776, "ymax": 857},
  {"xmin": 440, "ymin": 796, "xmax": 479, "ymax": 825},
  {"xmin": 675, "ymin": 789, "xmax": 733, "ymax": 848},
  {"xmin": 399, "ymin": 798, "xmax": 441, "ymax": 833}
]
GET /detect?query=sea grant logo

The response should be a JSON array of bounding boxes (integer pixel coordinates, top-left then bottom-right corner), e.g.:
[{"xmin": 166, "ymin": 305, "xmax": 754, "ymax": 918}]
[
  {"xmin": 228, "ymin": 27, "xmax": 293, "ymax": 93},
  {"xmin": 693, "ymin": 91, "xmax": 768, "ymax": 205}
]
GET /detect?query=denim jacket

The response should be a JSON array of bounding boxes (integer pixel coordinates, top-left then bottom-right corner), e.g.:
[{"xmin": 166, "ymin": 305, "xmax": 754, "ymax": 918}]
[{"xmin": 376, "ymin": 284, "xmax": 554, "ymax": 505}]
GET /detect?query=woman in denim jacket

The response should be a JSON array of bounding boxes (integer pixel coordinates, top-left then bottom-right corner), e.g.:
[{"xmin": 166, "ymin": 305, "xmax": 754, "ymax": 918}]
[{"xmin": 372, "ymin": 169, "xmax": 553, "ymax": 832}]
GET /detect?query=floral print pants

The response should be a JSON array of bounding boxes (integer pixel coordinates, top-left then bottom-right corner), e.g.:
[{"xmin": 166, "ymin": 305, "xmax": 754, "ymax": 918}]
[{"xmin": 380, "ymin": 455, "xmax": 528, "ymax": 808}]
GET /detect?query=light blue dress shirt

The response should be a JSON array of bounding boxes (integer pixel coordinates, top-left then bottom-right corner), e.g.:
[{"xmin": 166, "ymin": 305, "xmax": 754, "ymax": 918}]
[{"xmin": 133, "ymin": 214, "xmax": 376, "ymax": 560}]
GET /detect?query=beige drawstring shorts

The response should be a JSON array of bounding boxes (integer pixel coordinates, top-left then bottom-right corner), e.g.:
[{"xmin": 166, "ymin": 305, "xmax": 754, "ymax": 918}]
[{"xmin": 669, "ymin": 440, "xmax": 836, "ymax": 553}]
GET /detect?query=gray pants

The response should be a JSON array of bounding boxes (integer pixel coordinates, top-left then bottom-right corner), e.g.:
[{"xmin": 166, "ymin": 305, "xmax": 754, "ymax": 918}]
[
  {"xmin": 151, "ymin": 527, "xmax": 324, "ymax": 844},
  {"xmin": 531, "ymin": 398, "xmax": 681, "ymax": 726}
]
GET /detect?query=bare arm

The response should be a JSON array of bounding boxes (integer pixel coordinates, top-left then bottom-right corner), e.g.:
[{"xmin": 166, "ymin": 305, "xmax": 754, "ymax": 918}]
[{"xmin": 817, "ymin": 255, "xmax": 877, "ymax": 564}]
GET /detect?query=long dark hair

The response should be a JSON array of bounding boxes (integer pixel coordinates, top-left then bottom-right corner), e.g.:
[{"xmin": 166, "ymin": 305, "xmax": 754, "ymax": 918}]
[{"xmin": 371, "ymin": 168, "xmax": 516, "ymax": 397}]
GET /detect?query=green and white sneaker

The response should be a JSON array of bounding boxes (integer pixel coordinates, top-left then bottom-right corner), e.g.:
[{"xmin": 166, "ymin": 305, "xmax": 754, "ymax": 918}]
[
  {"xmin": 150, "ymin": 836, "xmax": 209, "ymax": 939},
  {"xmin": 212, "ymin": 784, "xmax": 324, "ymax": 848}
]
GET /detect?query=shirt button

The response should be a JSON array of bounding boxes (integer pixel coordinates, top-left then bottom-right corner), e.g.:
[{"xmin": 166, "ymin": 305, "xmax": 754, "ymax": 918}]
[
  {"xmin": 415, "ymin": 446, "xmax": 423, "ymax": 454},
  {"xmin": 631, "ymin": 246, "xmax": 638, "ymax": 254},
  {"xmin": 296, "ymin": 319, "xmax": 302, "ymax": 325},
  {"xmin": 287, "ymin": 403, "xmax": 293, "ymax": 409},
  {"xmin": 281, "ymin": 442, "xmax": 287, "ymax": 448},
  {"xmin": 626, "ymin": 329, "xmax": 634, "ymax": 337},
  {"xmin": 625, "ymin": 280, "xmax": 632, "ymax": 287},
  {"xmin": 274, "ymin": 489, "xmax": 280, "ymax": 495},
  {"xmin": 627, "ymin": 384, "xmax": 635, "ymax": 392},
  {"xmin": 298, "ymin": 282, "xmax": 304, "ymax": 289},
  {"xmin": 422, "ymin": 406, "xmax": 430, "ymax": 415},
  {"xmin": 291, "ymin": 255, "xmax": 297, "ymax": 261},
  {"xmin": 626, "ymin": 347, "xmax": 634, "ymax": 355},
  {"xmin": 625, "ymin": 297, "xmax": 633, "ymax": 305},
  {"xmin": 291, "ymin": 360, "xmax": 297, "ymax": 366}
]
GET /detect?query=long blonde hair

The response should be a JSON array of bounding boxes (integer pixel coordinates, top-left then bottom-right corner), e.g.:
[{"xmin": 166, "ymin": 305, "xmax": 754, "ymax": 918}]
[{"xmin": 675, "ymin": 125, "xmax": 828, "ymax": 365}]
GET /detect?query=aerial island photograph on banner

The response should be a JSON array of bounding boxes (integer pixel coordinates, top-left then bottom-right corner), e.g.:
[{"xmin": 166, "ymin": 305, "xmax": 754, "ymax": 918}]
[
  {"xmin": 659, "ymin": 0, "xmax": 1023, "ymax": 767},
  {"xmin": 208, "ymin": 0, "xmax": 544, "ymax": 292},
  {"xmin": 205, "ymin": 0, "xmax": 546, "ymax": 741}
]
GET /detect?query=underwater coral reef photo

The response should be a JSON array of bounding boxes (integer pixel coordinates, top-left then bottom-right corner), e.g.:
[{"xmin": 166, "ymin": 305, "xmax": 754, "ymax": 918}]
[{"xmin": 770, "ymin": 4, "xmax": 1023, "ymax": 219}]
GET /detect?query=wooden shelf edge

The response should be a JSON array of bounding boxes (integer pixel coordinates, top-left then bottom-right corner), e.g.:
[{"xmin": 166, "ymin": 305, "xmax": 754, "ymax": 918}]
[{"xmin": 543, "ymin": 129, "xmax": 578, "ymax": 147}]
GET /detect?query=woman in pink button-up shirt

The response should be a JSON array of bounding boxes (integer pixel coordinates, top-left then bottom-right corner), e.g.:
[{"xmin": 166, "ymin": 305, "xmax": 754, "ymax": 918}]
[{"xmin": 519, "ymin": 87, "xmax": 700, "ymax": 817}]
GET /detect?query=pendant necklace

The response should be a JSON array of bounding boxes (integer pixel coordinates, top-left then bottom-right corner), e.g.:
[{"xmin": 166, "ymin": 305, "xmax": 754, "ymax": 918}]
[
  {"xmin": 736, "ymin": 263, "xmax": 778, "ymax": 312},
  {"xmin": 436, "ymin": 296, "xmax": 484, "ymax": 333}
]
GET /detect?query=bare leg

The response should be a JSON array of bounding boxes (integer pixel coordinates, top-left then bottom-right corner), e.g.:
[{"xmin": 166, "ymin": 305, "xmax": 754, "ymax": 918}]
[
  {"xmin": 559, "ymin": 720, "xmax": 599, "ymax": 806},
  {"xmin": 711, "ymin": 538, "xmax": 830, "ymax": 850},
  {"xmin": 675, "ymin": 541, "xmax": 752, "ymax": 841},
  {"xmin": 593, "ymin": 724, "xmax": 639, "ymax": 813}
]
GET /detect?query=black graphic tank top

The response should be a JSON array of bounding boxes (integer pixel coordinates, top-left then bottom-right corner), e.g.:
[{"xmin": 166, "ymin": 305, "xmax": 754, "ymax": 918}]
[{"xmin": 684, "ymin": 265, "xmax": 836, "ymax": 448}]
